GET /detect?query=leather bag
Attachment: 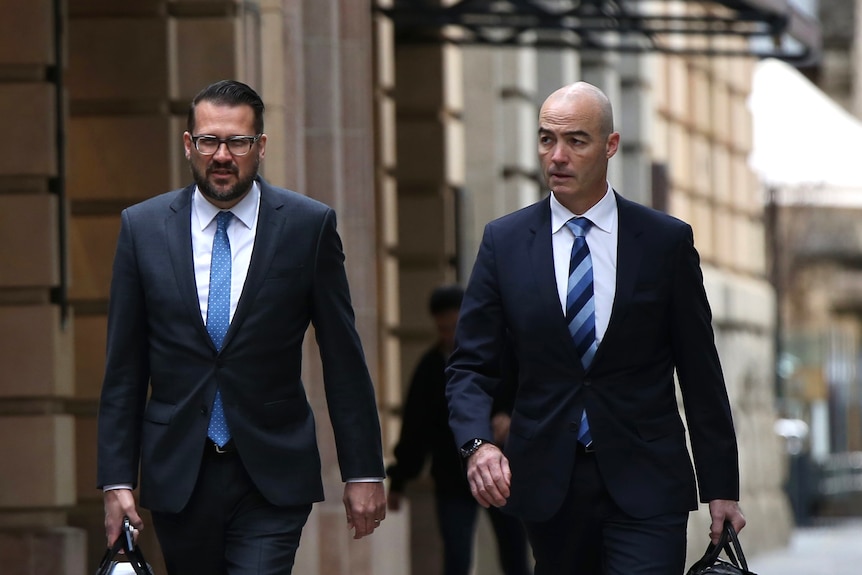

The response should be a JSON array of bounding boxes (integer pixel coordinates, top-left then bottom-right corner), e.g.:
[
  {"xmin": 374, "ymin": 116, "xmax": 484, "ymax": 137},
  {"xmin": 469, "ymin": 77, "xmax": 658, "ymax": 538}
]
[
  {"xmin": 94, "ymin": 517, "xmax": 155, "ymax": 575},
  {"xmin": 686, "ymin": 521, "xmax": 757, "ymax": 575}
]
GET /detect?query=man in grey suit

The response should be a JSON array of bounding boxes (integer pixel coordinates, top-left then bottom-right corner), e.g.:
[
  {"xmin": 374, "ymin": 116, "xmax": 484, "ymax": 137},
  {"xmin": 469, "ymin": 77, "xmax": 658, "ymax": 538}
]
[{"xmin": 97, "ymin": 80, "xmax": 386, "ymax": 574}]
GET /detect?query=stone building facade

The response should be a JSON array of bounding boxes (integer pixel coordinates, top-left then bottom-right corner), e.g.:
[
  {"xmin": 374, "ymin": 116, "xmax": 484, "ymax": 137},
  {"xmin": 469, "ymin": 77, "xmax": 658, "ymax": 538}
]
[
  {"xmin": 0, "ymin": 0, "xmax": 793, "ymax": 573},
  {"xmin": 0, "ymin": 0, "xmax": 405, "ymax": 572}
]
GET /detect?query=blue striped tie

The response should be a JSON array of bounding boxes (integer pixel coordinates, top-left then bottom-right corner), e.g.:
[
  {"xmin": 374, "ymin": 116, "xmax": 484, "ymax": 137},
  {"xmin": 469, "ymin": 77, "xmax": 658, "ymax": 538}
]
[
  {"xmin": 206, "ymin": 211, "xmax": 232, "ymax": 447},
  {"xmin": 565, "ymin": 217, "xmax": 595, "ymax": 446}
]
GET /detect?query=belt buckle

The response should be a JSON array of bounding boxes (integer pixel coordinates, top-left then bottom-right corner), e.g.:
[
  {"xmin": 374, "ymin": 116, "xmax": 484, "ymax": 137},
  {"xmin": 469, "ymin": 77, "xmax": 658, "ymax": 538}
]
[{"xmin": 212, "ymin": 440, "xmax": 234, "ymax": 454}]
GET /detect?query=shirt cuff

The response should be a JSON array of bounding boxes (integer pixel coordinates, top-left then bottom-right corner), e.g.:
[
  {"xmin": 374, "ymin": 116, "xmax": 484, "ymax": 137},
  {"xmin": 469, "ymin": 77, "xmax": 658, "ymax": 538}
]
[
  {"xmin": 346, "ymin": 477, "xmax": 385, "ymax": 483},
  {"xmin": 103, "ymin": 484, "xmax": 133, "ymax": 491}
]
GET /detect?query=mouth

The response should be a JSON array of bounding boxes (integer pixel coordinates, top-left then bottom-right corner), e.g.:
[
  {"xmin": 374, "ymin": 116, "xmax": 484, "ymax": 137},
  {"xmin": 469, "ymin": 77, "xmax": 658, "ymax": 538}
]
[{"xmin": 209, "ymin": 167, "xmax": 237, "ymax": 178}]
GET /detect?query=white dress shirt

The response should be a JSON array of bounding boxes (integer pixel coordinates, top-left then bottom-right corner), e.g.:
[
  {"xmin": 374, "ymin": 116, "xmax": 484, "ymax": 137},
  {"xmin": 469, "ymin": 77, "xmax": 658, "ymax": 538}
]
[
  {"xmin": 550, "ymin": 184, "xmax": 618, "ymax": 344},
  {"xmin": 192, "ymin": 183, "xmax": 260, "ymax": 322}
]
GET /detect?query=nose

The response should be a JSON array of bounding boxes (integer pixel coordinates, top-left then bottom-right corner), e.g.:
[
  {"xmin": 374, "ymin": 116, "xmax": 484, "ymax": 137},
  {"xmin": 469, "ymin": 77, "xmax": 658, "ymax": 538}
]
[
  {"xmin": 549, "ymin": 142, "xmax": 567, "ymax": 164},
  {"xmin": 212, "ymin": 141, "xmax": 233, "ymax": 161}
]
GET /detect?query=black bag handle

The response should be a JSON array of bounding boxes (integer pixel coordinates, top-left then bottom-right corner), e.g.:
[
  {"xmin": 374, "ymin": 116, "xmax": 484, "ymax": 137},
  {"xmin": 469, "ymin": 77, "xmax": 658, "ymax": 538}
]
[
  {"xmin": 687, "ymin": 521, "xmax": 752, "ymax": 574},
  {"xmin": 723, "ymin": 521, "xmax": 750, "ymax": 570},
  {"xmin": 94, "ymin": 517, "xmax": 154, "ymax": 575}
]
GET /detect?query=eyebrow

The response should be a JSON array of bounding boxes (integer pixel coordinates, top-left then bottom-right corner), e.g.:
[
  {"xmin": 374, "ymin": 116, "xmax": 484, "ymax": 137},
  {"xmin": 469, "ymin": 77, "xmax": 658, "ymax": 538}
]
[{"xmin": 538, "ymin": 127, "xmax": 592, "ymax": 140}]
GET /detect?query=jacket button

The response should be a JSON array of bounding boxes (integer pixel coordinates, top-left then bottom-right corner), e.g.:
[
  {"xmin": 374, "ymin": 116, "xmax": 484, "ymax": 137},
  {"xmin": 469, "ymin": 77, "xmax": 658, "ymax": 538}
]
[
  {"xmin": 583, "ymin": 379, "xmax": 592, "ymax": 387},
  {"xmin": 569, "ymin": 422, "xmax": 579, "ymax": 432},
  {"xmin": 200, "ymin": 406, "xmax": 208, "ymax": 416}
]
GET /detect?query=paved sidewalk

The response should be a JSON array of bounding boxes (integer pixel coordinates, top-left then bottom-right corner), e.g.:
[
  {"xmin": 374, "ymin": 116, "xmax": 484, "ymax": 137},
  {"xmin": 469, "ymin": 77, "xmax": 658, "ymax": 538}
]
[{"xmin": 748, "ymin": 518, "xmax": 862, "ymax": 575}]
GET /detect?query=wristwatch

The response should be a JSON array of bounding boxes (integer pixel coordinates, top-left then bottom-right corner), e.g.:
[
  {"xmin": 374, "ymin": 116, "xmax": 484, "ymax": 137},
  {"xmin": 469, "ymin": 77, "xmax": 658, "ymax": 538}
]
[{"xmin": 459, "ymin": 438, "xmax": 489, "ymax": 459}]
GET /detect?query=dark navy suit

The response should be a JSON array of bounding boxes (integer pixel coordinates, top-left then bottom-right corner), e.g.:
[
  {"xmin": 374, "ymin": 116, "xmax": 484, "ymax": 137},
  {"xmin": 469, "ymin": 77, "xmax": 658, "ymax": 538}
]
[
  {"xmin": 97, "ymin": 178, "xmax": 384, "ymax": 571},
  {"xmin": 446, "ymin": 192, "xmax": 739, "ymax": 573}
]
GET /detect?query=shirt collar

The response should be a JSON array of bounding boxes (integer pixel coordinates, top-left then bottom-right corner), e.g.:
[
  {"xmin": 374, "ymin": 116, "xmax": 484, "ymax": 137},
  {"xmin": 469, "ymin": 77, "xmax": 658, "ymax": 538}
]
[
  {"xmin": 550, "ymin": 183, "xmax": 617, "ymax": 236},
  {"xmin": 193, "ymin": 180, "xmax": 260, "ymax": 231}
]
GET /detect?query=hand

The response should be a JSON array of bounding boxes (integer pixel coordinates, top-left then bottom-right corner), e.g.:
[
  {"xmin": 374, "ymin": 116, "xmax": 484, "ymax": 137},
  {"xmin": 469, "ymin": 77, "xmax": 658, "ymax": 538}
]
[
  {"xmin": 491, "ymin": 413, "xmax": 512, "ymax": 446},
  {"xmin": 466, "ymin": 443, "xmax": 511, "ymax": 508},
  {"xmin": 708, "ymin": 499, "xmax": 746, "ymax": 544},
  {"xmin": 343, "ymin": 482, "xmax": 386, "ymax": 540},
  {"xmin": 103, "ymin": 489, "xmax": 143, "ymax": 548}
]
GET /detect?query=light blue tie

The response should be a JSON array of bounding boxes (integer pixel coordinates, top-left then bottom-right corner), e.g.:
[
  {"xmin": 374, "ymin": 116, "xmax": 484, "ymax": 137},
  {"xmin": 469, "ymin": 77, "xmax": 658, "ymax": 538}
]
[
  {"xmin": 206, "ymin": 211, "xmax": 232, "ymax": 447},
  {"xmin": 565, "ymin": 217, "xmax": 596, "ymax": 447}
]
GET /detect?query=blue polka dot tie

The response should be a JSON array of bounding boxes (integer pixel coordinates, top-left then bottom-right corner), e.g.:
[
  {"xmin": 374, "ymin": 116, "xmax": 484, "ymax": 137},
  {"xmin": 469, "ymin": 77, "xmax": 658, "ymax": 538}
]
[
  {"xmin": 565, "ymin": 217, "xmax": 595, "ymax": 447},
  {"xmin": 206, "ymin": 211, "xmax": 232, "ymax": 447}
]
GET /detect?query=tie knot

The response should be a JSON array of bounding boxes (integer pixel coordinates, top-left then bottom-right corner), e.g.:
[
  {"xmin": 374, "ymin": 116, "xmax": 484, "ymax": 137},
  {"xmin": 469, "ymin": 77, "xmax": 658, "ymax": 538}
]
[
  {"xmin": 566, "ymin": 217, "xmax": 592, "ymax": 238},
  {"xmin": 216, "ymin": 211, "xmax": 232, "ymax": 231}
]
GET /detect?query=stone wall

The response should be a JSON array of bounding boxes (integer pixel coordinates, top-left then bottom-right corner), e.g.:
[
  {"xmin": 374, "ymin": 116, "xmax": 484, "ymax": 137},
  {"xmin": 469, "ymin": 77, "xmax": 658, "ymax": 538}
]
[
  {"xmin": 0, "ymin": 0, "xmax": 85, "ymax": 571},
  {"xmin": 0, "ymin": 1, "xmax": 407, "ymax": 573}
]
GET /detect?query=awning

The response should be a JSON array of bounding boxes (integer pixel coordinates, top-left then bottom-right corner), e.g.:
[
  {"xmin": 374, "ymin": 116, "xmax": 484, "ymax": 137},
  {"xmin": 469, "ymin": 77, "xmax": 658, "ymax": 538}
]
[
  {"xmin": 749, "ymin": 58, "xmax": 862, "ymax": 206},
  {"xmin": 376, "ymin": 0, "xmax": 821, "ymax": 64}
]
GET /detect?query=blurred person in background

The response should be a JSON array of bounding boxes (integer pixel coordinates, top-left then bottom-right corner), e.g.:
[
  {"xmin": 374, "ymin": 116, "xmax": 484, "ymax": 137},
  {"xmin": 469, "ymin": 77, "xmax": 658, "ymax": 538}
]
[{"xmin": 387, "ymin": 284, "xmax": 532, "ymax": 575}]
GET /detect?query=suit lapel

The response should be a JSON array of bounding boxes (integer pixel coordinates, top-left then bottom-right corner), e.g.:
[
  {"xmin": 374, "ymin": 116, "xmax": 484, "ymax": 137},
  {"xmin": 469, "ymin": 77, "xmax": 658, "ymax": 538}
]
[
  {"xmin": 527, "ymin": 198, "xmax": 585, "ymax": 366},
  {"xmin": 528, "ymin": 199, "xmax": 563, "ymax": 322},
  {"xmin": 221, "ymin": 179, "xmax": 284, "ymax": 349},
  {"xmin": 166, "ymin": 185, "xmax": 213, "ymax": 347},
  {"xmin": 592, "ymin": 193, "xmax": 645, "ymax": 367}
]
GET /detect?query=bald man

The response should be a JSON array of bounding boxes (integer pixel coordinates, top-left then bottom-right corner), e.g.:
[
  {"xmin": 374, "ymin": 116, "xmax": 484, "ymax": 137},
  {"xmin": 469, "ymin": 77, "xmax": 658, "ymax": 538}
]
[{"xmin": 446, "ymin": 82, "xmax": 745, "ymax": 574}]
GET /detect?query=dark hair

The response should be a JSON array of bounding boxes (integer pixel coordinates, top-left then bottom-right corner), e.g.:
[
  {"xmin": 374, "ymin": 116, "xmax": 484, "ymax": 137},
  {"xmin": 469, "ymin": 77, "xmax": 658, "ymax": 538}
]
[
  {"xmin": 187, "ymin": 80, "xmax": 265, "ymax": 135},
  {"xmin": 428, "ymin": 284, "xmax": 464, "ymax": 316}
]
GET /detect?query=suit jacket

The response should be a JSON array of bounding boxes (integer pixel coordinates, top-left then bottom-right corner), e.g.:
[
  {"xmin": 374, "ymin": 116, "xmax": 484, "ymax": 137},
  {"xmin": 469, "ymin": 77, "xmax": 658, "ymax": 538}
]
[
  {"xmin": 446, "ymin": 192, "xmax": 739, "ymax": 523},
  {"xmin": 97, "ymin": 178, "xmax": 384, "ymax": 514}
]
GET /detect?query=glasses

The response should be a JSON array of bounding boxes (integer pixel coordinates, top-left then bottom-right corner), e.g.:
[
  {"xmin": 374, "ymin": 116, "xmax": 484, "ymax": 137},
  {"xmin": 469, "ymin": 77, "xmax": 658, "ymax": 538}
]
[{"xmin": 191, "ymin": 134, "xmax": 262, "ymax": 156}]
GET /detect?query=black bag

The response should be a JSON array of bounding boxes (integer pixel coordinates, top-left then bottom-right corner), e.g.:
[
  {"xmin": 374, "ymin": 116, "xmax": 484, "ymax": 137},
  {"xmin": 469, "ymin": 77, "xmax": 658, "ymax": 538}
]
[
  {"xmin": 94, "ymin": 517, "xmax": 155, "ymax": 575},
  {"xmin": 686, "ymin": 521, "xmax": 757, "ymax": 575}
]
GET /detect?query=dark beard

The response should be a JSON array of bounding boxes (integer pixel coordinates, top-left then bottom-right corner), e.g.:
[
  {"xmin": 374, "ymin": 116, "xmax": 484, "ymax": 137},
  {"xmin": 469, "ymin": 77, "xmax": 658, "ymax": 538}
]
[{"xmin": 191, "ymin": 157, "xmax": 258, "ymax": 204}]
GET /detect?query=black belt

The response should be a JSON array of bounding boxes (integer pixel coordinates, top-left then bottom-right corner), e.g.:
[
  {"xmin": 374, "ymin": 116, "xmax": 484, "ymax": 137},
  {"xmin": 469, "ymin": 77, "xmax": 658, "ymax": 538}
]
[
  {"xmin": 576, "ymin": 442, "xmax": 595, "ymax": 455},
  {"xmin": 207, "ymin": 439, "xmax": 237, "ymax": 455}
]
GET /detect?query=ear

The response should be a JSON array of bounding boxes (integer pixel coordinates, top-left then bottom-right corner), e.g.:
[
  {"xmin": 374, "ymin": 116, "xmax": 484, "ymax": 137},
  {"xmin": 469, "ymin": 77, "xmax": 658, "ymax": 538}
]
[
  {"xmin": 606, "ymin": 132, "xmax": 620, "ymax": 159},
  {"xmin": 182, "ymin": 132, "xmax": 192, "ymax": 159},
  {"xmin": 257, "ymin": 133, "xmax": 267, "ymax": 161}
]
